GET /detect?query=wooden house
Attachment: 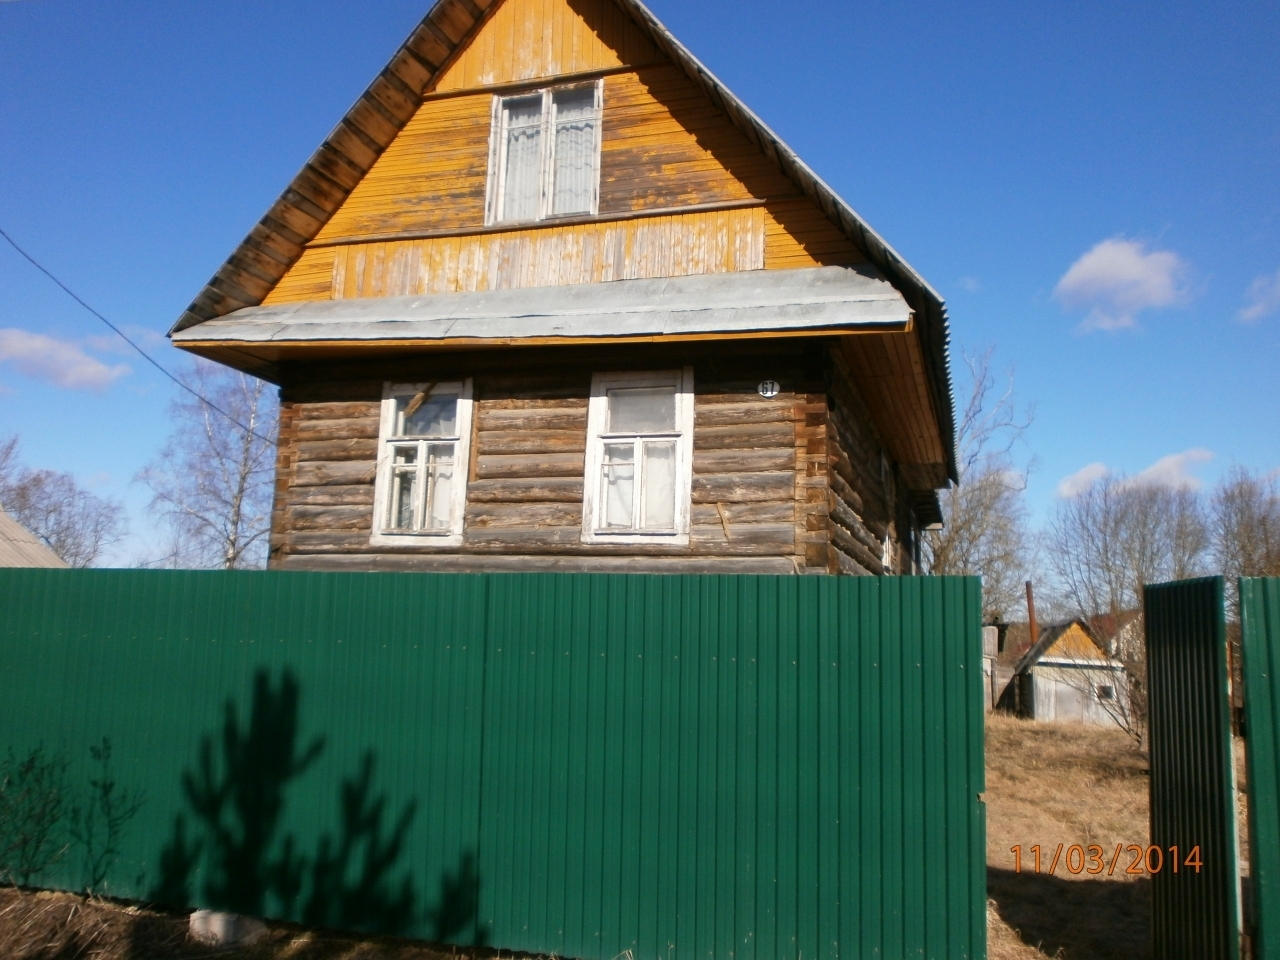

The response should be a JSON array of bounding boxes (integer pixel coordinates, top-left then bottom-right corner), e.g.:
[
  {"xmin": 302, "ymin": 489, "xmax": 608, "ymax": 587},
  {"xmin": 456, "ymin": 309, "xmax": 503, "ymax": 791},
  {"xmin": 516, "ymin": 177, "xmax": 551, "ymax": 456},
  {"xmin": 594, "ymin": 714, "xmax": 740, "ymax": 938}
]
[
  {"xmin": 0, "ymin": 510, "xmax": 67, "ymax": 568},
  {"xmin": 168, "ymin": 0, "xmax": 957, "ymax": 576}
]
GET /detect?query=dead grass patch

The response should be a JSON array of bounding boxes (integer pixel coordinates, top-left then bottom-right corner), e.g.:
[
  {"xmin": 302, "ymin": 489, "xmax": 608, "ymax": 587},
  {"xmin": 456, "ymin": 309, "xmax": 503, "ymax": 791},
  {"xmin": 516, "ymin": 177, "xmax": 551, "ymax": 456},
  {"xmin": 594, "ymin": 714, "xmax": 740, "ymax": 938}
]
[{"xmin": 985, "ymin": 713, "xmax": 1151, "ymax": 960}]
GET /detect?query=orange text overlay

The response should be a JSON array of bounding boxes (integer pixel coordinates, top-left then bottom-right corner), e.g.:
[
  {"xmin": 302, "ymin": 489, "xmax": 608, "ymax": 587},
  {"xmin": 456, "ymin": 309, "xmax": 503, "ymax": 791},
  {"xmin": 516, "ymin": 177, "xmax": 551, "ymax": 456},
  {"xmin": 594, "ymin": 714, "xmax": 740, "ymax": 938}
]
[{"xmin": 1010, "ymin": 844, "xmax": 1202, "ymax": 876}]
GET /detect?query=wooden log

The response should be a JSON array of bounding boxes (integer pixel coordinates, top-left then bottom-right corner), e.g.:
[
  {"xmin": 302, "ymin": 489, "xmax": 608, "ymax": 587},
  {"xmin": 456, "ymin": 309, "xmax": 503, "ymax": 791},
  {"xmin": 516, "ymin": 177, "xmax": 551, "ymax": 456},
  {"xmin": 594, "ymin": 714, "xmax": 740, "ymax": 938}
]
[
  {"xmin": 833, "ymin": 545, "xmax": 874, "ymax": 577},
  {"xmin": 829, "ymin": 495, "xmax": 882, "ymax": 555},
  {"xmin": 694, "ymin": 399, "xmax": 795, "ymax": 426},
  {"xmin": 466, "ymin": 478, "xmax": 584, "ymax": 503},
  {"xmin": 691, "ymin": 473, "xmax": 794, "ymax": 503},
  {"xmin": 693, "ymin": 421, "xmax": 795, "ymax": 451},
  {"xmin": 288, "ymin": 505, "xmax": 373, "ymax": 532},
  {"xmin": 278, "ymin": 553, "xmax": 798, "ymax": 575},
  {"xmin": 829, "ymin": 468, "xmax": 865, "ymax": 516},
  {"xmin": 691, "ymin": 501, "xmax": 794, "ymax": 526},
  {"xmin": 831, "ymin": 522, "xmax": 883, "ymax": 576},
  {"xmin": 465, "ymin": 502, "xmax": 583, "ymax": 529},
  {"xmin": 476, "ymin": 407, "xmax": 587, "ymax": 431},
  {"xmin": 476, "ymin": 453, "xmax": 585, "ymax": 479},
  {"xmin": 296, "ymin": 418, "xmax": 380, "ymax": 441},
  {"xmin": 693, "ymin": 448, "xmax": 795, "ymax": 474},
  {"xmin": 477, "ymin": 430, "xmax": 586, "ymax": 455},
  {"xmin": 296, "ymin": 439, "xmax": 378, "ymax": 462},
  {"xmin": 289, "ymin": 484, "xmax": 374, "ymax": 507},
  {"xmin": 294, "ymin": 461, "xmax": 377, "ymax": 487},
  {"xmin": 297, "ymin": 401, "xmax": 379, "ymax": 421}
]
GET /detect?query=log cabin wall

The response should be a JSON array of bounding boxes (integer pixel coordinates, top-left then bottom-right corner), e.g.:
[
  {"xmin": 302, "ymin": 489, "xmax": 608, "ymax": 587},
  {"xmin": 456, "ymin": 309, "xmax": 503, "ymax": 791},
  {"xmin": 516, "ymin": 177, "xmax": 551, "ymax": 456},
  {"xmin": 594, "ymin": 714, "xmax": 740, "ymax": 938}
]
[{"xmin": 268, "ymin": 341, "xmax": 901, "ymax": 575}]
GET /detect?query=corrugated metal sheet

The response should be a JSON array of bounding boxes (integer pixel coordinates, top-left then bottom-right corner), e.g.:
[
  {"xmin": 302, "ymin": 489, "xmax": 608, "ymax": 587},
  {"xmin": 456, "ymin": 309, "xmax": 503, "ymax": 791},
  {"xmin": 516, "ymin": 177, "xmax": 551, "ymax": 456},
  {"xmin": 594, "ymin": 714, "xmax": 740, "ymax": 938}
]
[
  {"xmin": 171, "ymin": 265, "xmax": 912, "ymax": 348},
  {"xmin": 0, "ymin": 510, "xmax": 67, "ymax": 568},
  {"xmin": 1145, "ymin": 577, "xmax": 1240, "ymax": 960},
  {"xmin": 1242, "ymin": 577, "xmax": 1280, "ymax": 959},
  {"xmin": 0, "ymin": 569, "xmax": 985, "ymax": 959}
]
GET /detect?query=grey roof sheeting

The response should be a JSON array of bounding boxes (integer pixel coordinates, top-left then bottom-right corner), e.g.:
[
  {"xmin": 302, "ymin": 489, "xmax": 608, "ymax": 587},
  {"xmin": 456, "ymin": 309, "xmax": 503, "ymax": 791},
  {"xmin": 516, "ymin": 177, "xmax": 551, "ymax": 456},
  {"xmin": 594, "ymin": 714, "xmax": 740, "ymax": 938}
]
[
  {"xmin": 173, "ymin": 266, "xmax": 912, "ymax": 346},
  {"xmin": 169, "ymin": 0, "xmax": 957, "ymax": 480},
  {"xmin": 0, "ymin": 510, "xmax": 67, "ymax": 568}
]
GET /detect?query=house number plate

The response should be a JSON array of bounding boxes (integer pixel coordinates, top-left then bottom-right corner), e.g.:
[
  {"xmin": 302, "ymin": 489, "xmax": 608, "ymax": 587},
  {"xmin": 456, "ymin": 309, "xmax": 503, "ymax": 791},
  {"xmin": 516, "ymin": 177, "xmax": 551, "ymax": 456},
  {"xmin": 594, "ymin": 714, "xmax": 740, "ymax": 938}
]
[{"xmin": 757, "ymin": 380, "xmax": 780, "ymax": 398}]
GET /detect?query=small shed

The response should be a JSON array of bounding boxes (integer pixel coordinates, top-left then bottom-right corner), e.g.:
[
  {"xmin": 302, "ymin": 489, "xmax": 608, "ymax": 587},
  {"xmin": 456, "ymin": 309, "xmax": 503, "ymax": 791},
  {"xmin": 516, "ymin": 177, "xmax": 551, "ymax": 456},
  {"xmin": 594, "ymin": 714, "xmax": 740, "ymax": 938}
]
[
  {"xmin": 0, "ymin": 510, "xmax": 66, "ymax": 568},
  {"xmin": 1002, "ymin": 619, "xmax": 1130, "ymax": 728}
]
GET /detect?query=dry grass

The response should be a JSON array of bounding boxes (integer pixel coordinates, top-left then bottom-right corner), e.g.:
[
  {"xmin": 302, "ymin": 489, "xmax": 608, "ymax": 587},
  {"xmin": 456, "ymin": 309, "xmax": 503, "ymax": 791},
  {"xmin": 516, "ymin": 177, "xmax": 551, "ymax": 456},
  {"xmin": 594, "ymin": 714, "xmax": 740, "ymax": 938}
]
[
  {"xmin": 985, "ymin": 713, "xmax": 1152, "ymax": 960},
  {"xmin": 0, "ymin": 887, "xmax": 534, "ymax": 960}
]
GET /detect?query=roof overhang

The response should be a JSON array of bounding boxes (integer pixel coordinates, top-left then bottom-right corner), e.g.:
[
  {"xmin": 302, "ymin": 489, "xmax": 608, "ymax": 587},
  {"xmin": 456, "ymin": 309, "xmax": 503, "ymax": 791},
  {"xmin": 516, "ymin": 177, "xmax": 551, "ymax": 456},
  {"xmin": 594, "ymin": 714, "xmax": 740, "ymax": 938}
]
[{"xmin": 174, "ymin": 266, "xmax": 910, "ymax": 352}]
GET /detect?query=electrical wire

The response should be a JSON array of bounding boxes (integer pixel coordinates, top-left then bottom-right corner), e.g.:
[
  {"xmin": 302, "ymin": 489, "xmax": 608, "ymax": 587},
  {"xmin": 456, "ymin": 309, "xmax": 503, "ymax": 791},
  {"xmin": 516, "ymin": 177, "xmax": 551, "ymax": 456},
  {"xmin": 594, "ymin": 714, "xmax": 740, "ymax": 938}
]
[{"xmin": 0, "ymin": 226, "xmax": 275, "ymax": 445}]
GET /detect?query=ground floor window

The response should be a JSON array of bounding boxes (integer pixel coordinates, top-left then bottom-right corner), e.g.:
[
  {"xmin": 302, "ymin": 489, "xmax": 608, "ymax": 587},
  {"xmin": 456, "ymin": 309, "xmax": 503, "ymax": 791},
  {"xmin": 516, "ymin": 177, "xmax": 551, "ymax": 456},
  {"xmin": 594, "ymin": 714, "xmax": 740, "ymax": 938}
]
[
  {"xmin": 372, "ymin": 380, "xmax": 473, "ymax": 546},
  {"xmin": 581, "ymin": 369, "xmax": 694, "ymax": 545}
]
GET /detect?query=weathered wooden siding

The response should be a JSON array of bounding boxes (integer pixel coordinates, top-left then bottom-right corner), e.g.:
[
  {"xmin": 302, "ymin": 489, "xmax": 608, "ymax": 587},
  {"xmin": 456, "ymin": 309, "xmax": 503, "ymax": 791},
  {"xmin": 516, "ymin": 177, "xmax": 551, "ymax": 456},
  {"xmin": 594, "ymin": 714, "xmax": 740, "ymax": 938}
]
[
  {"xmin": 432, "ymin": 0, "xmax": 660, "ymax": 92},
  {"xmin": 324, "ymin": 207, "xmax": 763, "ymax": 298},
  {"xmin": 826, "ymin": 344, "xmax": 897, "ymax": 576},
  {"xmin": 262, "ymin": 54, "xmax": 863, "ymax": 305},
  {"xmin": 268, "ymin": 344, "xmax": 899, "ymax": 575}
]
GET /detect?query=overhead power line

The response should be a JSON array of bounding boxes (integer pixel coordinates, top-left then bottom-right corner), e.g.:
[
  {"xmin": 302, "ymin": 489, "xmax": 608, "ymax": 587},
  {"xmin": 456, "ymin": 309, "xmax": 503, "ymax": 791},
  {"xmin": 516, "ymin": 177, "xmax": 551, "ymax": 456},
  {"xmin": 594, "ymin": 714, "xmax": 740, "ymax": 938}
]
[{"xmin": 0, "ymin": 226, "xmax": 275, "ymax": 445}]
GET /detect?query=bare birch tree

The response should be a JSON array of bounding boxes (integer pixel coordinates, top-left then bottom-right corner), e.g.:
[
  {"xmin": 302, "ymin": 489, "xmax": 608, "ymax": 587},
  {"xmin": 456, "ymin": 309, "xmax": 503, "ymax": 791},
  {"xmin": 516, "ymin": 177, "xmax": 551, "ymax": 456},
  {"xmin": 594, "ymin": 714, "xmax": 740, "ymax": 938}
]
[
  {"xmin": 1211, "ymin": 466, "xmax": 1280, "ymax": 617},
  {"xmin": 923, "ymin": 347, "xmax": 1034, "ymax": 622},
  {"xmin": 0, "ymin": 435, "xmax": 126, "ymax": 567},
  {"xmin": 138, "ymin": 362, "xmax": 278, "ymax": 569}
]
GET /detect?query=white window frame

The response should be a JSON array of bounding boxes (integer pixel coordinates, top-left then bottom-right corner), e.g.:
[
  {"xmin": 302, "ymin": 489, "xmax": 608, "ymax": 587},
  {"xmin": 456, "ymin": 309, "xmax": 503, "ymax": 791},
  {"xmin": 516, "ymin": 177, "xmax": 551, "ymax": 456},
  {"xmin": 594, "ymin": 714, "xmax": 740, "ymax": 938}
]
[
  {"xmin": 371, "ymin": 379, "xmax": 474, "ymax": 548},
  {"xmin": 581, "ymin": 368, "xmax": 694, "ymax": 546},
  {"xmin": 484, "ymin": 80, "xmax": 604, "ymax": 226}
]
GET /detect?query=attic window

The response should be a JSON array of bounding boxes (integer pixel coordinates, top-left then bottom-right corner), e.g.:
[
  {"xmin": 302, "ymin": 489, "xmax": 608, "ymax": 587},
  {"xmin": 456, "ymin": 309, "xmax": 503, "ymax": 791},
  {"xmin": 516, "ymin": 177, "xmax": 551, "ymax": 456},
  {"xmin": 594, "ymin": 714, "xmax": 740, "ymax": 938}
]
[{"xmin": 486, "ymin": 82, "xmax": 602, "ymax": 225}]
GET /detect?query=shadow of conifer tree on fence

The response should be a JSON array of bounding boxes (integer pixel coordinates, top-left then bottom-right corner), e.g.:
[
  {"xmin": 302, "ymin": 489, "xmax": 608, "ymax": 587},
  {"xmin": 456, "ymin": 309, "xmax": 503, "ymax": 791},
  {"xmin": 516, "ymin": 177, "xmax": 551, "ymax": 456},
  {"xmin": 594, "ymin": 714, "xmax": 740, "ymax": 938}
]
[{"xmin": 150, "ymin": 668, "xmax": 483, "ymax": 942}]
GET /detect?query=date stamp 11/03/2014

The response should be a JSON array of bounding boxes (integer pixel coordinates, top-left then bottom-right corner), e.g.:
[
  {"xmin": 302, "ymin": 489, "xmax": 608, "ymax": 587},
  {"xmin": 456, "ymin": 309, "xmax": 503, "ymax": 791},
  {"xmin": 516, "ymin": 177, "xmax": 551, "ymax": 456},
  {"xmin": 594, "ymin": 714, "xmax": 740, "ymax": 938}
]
[{"xmin": 1010, "ymin": 844, "xmax": 1203, "ymax": 877}]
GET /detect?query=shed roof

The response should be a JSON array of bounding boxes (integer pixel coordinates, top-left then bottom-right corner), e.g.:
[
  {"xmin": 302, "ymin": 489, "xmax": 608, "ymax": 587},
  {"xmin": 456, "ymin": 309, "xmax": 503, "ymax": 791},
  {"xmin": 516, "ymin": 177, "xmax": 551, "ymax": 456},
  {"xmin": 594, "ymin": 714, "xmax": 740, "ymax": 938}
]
[
  {"xmin": 0, "ymin": 511, "xmax": 67, "ymax": 568},
  {"xmin": 167, "ymin": 0, "xmax": 957, "ymax": 482}
]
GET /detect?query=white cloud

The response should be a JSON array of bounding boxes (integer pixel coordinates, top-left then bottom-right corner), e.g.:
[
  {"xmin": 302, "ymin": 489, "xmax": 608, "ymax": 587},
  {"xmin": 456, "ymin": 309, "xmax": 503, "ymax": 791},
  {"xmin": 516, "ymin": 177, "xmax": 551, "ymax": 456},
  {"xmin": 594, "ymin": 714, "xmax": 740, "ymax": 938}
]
[
  {"xmin": 1055, "ymin": 237, "xmax": 1189, "ymax": 332},
  {"xmin": 0, "ymin": 328, "xmax": 130, "ymax": 391},
  {"xmin": 1057, "ymin": 462, "xmax": 1109, "ymax": 498},
  {"xmin": 1124, "ymin": 448, "xmax": 1215, "ymax": 491},
  {"xmin": 958, "ymin": 276, "xmax": 982, "ymax": 293},
  {"xmin": 1240, "ymin": 267, "xmax": 1280, "ymax": 322}
]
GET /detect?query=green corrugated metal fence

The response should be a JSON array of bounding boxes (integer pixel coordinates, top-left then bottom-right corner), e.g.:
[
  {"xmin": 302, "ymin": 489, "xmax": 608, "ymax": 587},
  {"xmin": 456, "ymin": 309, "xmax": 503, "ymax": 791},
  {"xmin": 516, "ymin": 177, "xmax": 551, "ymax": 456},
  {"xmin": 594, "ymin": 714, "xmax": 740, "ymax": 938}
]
[
  {"xmin": 0, "ymin": 569, "xmax": 985, "ymax": 960},
  {"xmin": 1242, "ymin": 577, "xmax": 1280, "ymax": 959},
  {"xmin": 1145, "ymin": 577, "xmax": 1240, "ymax": 960}
]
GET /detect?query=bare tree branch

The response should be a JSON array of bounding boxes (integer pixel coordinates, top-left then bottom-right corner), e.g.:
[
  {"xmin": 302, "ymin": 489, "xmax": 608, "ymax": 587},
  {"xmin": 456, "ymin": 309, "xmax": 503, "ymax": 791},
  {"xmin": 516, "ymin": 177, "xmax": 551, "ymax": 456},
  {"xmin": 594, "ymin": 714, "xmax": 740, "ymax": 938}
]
[{"xmin": 137, "ymin": 362, "xmax": 278, "ymax": 570}]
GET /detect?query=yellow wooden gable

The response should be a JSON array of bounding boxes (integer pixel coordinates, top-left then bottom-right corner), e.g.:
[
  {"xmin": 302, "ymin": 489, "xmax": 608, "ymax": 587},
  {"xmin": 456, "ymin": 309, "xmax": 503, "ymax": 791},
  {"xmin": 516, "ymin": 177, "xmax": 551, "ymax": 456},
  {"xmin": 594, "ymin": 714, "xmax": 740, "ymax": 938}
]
[
  {"xmin": 262, "ymin": 0, "xmax": 862, "ymax": 308},
  {"xmin": 1047, "ymin": 622, "xmax": 1110, "ymax": 661}
]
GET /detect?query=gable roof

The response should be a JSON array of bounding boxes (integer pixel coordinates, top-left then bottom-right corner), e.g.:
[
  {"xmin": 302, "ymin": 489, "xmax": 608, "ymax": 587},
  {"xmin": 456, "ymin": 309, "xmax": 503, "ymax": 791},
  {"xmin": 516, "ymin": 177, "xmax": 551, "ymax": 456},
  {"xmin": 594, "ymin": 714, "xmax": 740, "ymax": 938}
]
[
  {"xmin": 169, "ymin": 0, "xmax": 957, "ymax": 482},
  {"xmin": 1013, "ymin": 619, "xmax": 1112, "ymax": 674},
  {"xmin": 0, "ymin": 510, "xmax": 67, "ymax": 568}
]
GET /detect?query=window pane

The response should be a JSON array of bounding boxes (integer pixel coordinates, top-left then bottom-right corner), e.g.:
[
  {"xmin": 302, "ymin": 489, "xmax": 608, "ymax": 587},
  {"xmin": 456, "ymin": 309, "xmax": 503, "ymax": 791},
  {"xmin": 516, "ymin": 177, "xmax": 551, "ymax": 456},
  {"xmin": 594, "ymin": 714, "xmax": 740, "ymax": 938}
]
[
  {"xmin": 397, "ymin": 393, "xmax": 457, "ymax": 438},
  {"xmin": 607, "ymin": 387, "xmax": 676, "ymax": 434},
  {"xmin": 601, "ymin": 442, "xmax": 635, "ymax": 529},
  {"xmin": 641, "ymin": 441, "xmax": 676, "ymax": 529},
  {"xmin": 424, "ymin": 443, "xmax": 455, "ymax": 530},
  {"xmin": 388, "ymin": 446, "xmax": 418, "ymax": 531},
  {"xmin": 502, "ymin": 96, "xmax": 543, "ymax": 222},
  {"xmin": 551, "ymin": 88, "xmax": 597, "ymax": 216}
]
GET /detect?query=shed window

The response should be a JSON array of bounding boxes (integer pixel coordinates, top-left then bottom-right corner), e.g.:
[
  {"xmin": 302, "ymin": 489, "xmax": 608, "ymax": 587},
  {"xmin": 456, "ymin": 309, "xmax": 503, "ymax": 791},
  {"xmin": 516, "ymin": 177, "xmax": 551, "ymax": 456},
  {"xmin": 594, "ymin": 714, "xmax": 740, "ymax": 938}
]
[
  {"xmin": 582, "ymin": 370, "xmax": 694, "ymax": 545},
  {"xmin": 372, "ymin": 381, "xmax": 473, "ymax": 546},
  {"xmin": 486, "ymin": 82, "xmax": 602, "ymax": 224},
  {"xmin": 1096, "ymin": 684, "xmax": 1116, "ymax": 701}
]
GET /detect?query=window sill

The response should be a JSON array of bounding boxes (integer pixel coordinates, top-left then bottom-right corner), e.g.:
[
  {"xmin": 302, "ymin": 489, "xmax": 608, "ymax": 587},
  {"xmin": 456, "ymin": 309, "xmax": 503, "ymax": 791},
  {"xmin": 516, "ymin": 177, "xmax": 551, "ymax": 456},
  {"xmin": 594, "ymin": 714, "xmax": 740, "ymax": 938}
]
[
  {"xmin": 579, "ymin": 529, "xmax": 690, "ymax": 547},
  {"xmin": 369, "ymin": 531, "xmax": 465, "ymax": 549}
]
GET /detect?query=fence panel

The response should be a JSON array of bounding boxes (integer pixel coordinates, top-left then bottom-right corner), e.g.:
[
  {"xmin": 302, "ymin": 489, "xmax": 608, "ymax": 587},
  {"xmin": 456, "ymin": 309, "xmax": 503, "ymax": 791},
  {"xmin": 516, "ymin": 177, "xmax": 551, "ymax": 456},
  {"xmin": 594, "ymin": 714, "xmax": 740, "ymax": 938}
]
[
  {"xmin": 1145, "ymin": 577, "xmax": 1240, "ymax": 960},
  {"xmin": 0, "ymin": 569, "xmax": 985, "ymax": 959},
  {"xmin": 1242, "ymin": 577, "xmax": 1280, "ymax": 959}
]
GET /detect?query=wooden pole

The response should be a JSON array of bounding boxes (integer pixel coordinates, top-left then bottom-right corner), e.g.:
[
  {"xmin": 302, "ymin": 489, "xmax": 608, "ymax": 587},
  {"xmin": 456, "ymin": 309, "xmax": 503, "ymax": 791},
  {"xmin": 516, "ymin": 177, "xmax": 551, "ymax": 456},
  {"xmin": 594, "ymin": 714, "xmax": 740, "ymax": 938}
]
[{"xmin": 1025, "ymin": 580, "xmax": 1039, "ymax": 648}]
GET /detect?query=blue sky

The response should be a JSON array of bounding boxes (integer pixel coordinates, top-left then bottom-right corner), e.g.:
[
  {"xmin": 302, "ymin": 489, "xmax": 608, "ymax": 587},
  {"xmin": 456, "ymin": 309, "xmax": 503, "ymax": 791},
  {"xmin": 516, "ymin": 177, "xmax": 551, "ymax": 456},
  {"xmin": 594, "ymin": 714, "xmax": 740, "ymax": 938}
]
[{"xmin": 2, "ymin": 0, "xmax": 1278, "ymax": 563}]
